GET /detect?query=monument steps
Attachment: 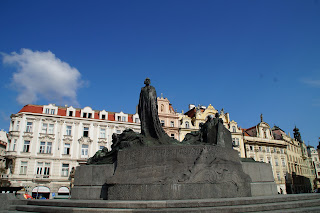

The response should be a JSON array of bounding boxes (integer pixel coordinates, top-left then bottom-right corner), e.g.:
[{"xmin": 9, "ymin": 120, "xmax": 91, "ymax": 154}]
[{"xmin": 11, "ymin": 194, "xmax": 320, "ymax": 213}]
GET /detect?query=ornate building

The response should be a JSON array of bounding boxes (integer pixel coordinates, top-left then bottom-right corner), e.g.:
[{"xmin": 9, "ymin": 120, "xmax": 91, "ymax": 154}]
[
  {"xmin": 242, "ymin": 116, "xmax": 288, "ymax": 194},
  {"xmin": 157, "ymin": 97, "xmax": 179, "ymax": 140},
  {"xmin": 307, "ymin": 146, "xmax": 320, "ymax": 190},
  {"xmin": 0, "ymin": 130, "xmax": 7, "ymax": 180},
  {"xmin": 179, "ymin": 104, "xmax": 244, "ymax": 156},
  {"xmin": 5, "ymin": 104, "xmax": 140, "ymax": 198}
]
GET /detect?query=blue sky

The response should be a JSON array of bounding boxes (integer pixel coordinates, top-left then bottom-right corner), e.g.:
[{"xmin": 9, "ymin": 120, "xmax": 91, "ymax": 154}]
[{"xmin": 0, "ymin": 0, "xmax": 319, "ymax": 148}]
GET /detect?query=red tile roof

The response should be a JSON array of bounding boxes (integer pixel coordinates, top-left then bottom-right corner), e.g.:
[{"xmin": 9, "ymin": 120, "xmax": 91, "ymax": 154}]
[
  {"xmin": 16, "ymin": 104, "xmax": 136, "ymax": 123},
  {"xmin": 19, "ymin": 105, "xmax": 43, "ymax": 114}
]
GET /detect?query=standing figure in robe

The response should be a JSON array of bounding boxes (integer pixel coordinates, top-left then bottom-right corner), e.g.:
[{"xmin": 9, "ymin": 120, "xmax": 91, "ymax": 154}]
[{"xmin": 138, "ymin": 78, "xmax": 173, "ymax": 144}]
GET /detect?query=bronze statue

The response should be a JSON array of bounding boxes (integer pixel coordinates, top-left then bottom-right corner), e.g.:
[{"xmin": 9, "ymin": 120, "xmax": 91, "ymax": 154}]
[{"xmin": 138, "ymin": 78, "xmax": 172, "ymax": 144}]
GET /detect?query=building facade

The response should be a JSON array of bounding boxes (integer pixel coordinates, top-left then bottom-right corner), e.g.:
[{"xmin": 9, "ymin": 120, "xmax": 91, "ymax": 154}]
[
  {"xmin": 179, "ymin": 104, "xmax": 244, "ymax": 156},
  {"xmin": 0, "ymin": 130, "xmax": 7, "ymax": 181},
  {"xmin": 5, "ymin": 104, "xmax": 140, "ymax": 198},
  {"xmin": 157, "ymin": 97, "xmax": 180, "ymax": 140},
  {"xmin": 242, "ymin": 117, "xmax": 288, "ymax": 194}
]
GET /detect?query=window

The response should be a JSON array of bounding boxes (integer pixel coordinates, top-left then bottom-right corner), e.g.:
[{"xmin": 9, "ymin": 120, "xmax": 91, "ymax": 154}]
[
  {"xmin": 99, "ymin": 146, "xmax": 104, "ymax": 150},
  {"xmin": 83, "ymin": 127, "xmax": 89, "ymax": 137},
  {"xmin": 23, "ymin": 141, "xmax": 30, "ymax": 152},
  {"xmin": 273, "ymin": 147, "xmax": 277, "ymax": 153},
  {"xmin": 259, "ymin": 146, "xmax": 262, "ymax": 152},
  {"xmin": 282, "ymin": 158, "xmax": 286, "ymax": 167},
  {"xmin": 260, "ymin": 157, "xmax": 264, "ymax": 162},
  {"xmin": 64, "ymin": 143, "xmax": 70, "ymax": 155},
  {"xmin": 39, "ymin": 142, "xmax": 52, "ymax": 154},
  {"xmin": 36, "ymin": 162, "xmax": 43, "ymax": 175},
  {"xmin": 61, "ymin": 164, "xmax": 69, "ymax": 177},
  {"xmin": 277, "ymin": 172, "xmax": 281, "ymax": 181},
  {"xmin": 266, "ymin": 147, "xmax": 270, "ymax": 153},
  {"xmin": 20, "ymin": 161, "xmax": 28, "ymax": 174},
  {"xmin": 232, "ymin": 126, "xmax": 236, "ymax": 132},
  {"xmin": 12, "ymin": 139, "xmax": 17, "ymax": 151},
  {"xmin": 170, "ymin": 134, "xmax": 175, "ymax": 139},
  {"xmin": 39, "ymin": 142, "xmax": 45, "ymax": 153},
  {"xmin": 161, "ymin": 120, "xmax": 165, "ymax": 127},
  {"xmin": 42, "ymin": 123, "xmax": 48, "ymax": 133},
  {"xmin": 117, "ymin": 116, "xmax": 121, "ymax": 121},
  {"xmin": 45, "ymin": 108, "xmax": 50, "ymax": 114},
  {"xmin": 116, "ymin": 129, "xmax": 121, "ymax": 134},
  {"xmin": 69, "ymin": 111, "xmax": 73, "ymax": 116},
  {"xmin": 102, "ymin": 114, "xmax": 106, "ymax": 119},
  {"xmin": 48, "ymin": 124, "xmax": 54, "ymax": 134},
  {"xmin": 122, "ymin": 116, "xmax": 126, "ymax": 122},
  {"xmin": 170, "ymin": 121, "xmax": 174, "ymax": 127},
  {"xmin": 280, "ymin": 148, "xmax": 284, "ymax": 154},
  {"xmin": 275, "ymin": 158, "xmax": 279, "ymax": 166},
  {"xmin": 50, "ymin": 109, "xmax": 55, "ymax": 114},
  {"xmin": 83, "ymin": 113, "xmax": 87, "ymax": 118},
  {"xmin": 100, "ymin": 128, "xmax": 106, "ymax": 138},
  {"xmin": 81, "ymin": 144, "xmax": 89, "ymax": 158},
  {"xmin": 267, "ymin": 157, "xmax": 271, "ymax": 164},
  {"xmin": 185, "ymin": 121, "xmax": 190, "ymax": 128},
  {"xmin": 88, "ymin": 113, "xmax": 92, "ymax": 118},
  {"xmin": 26, "ymin": 122, "xmax": 33, "ymax": 132},
  {"xmin": 16, "ymin": 121, "xmax": 20, "ymax": 131},
  {"xmin": 37, "ymin": 162, "xmax": 50, "ymax": 176},
  {"xmin": 135, "ymin": 118, "xmax": 140, "ymax": 123},
  {"xmin": 264, "ymin": 130, "xmax": 267, "ymax": 138},
  {"xmin": 66, "ymin": 126, "xmax": 72, "ymax": 136},
  {"xmin": 249, "ymin": 146, "xmax": 253, "ymax": 151},
  {"xmin": 42, "ymin": 123, "xmax": 54, "ymax": 134},
  {"xmin": 233, "ymin": 138, "xmax": 239, "ymax": 146}
]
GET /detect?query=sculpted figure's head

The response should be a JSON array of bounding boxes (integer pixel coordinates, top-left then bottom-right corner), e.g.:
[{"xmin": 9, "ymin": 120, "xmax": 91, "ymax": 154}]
[{"xmin": 144, "ymin": 78, "xmax": 151, "ymax": 86}]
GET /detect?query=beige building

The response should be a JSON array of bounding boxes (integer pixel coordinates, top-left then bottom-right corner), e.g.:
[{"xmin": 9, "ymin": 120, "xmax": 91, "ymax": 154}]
[
  {"xmin": 179, "ymin": 104, "xmax": 244, "ymax": 156},
  {"xmin": 5, "ymin": 104, "xmax": 140, "ymax": 198},
  {"xmin": 242, "ymin": 117, "xmax": 288, "ymax": 194},
  {"xmin": 0, "ymin": 130, "xmax": 7, "ymax": 179},
  {"xmin": 157, "ymin": 97, "xmax": 179, "ymax": 140},
  {"xmin": 307, "ymin": 146, "xmax": 320, "ymax": 190}
]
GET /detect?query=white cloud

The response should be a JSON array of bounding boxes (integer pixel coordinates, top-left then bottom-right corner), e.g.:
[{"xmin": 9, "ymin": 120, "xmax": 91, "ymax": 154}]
[
  {"xmin": 302, "ymin": 78, "xmax": 320, "ymax": 88},
  {"xmin": 2, "ymin": 49, "xmax": 84, "ymax": 106}
]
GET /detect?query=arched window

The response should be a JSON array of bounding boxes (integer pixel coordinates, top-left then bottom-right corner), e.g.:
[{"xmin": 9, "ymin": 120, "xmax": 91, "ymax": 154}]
[{"xmin": 185, "ymin": 121, "xmax": 190, "ymax": 128}]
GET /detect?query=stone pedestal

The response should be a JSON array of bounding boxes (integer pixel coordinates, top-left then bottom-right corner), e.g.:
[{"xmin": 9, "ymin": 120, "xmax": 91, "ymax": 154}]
[
  {"xmin": 72, "ymin": 145, "xmax": 252, "ymax": 200},
  {"xmin": 241, "ymin": 161, "xmax": 278, "ymax": 196}
]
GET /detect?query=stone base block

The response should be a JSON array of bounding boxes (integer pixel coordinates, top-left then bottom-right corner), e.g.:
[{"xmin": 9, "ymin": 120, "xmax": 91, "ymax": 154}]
[
  {"xmin": 105, "ymin": 182, "xmax": 251, "ymax": 200},
  {"xmin": 241, "ymin": 161, "xmax": 278, "ymax": 196}
]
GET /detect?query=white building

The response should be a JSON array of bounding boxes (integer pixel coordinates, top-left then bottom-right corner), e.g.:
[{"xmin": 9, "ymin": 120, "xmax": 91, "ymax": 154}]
[{"xmin": 5, "ymin": 104, "xmax": 140, "ymax": 198}]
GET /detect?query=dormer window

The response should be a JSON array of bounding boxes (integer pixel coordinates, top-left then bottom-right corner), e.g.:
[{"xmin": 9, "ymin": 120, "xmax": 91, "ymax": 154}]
[
  {"xmin": 43, "ymin": 104, "xmax": 58, "ymax": 115},
  {"xmin": 99, "ymin": 110, "xmax": 108, "ymax": 120},
  {"xmin": 67, "ymin": 106, "xmax": 76, "ymax": 117},
  {"xmin": 81, "ymin": 107, "xmax": 94, "ymax": 119},
  {"xmin": 122, "ymin": 116, "xmax": 126, "ymax": 122}
]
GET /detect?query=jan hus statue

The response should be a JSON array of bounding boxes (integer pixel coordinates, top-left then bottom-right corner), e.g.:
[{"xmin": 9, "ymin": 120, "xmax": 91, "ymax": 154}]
[{"xmin": 138, "ymin": 78, "xmax": 174, "ymax": 144}]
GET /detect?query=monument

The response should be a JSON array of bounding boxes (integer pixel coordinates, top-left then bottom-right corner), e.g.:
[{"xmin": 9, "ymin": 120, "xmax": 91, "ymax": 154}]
[{"xmin": 72, "ymin": 78, "xmax": 252, "ymax": 200}]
